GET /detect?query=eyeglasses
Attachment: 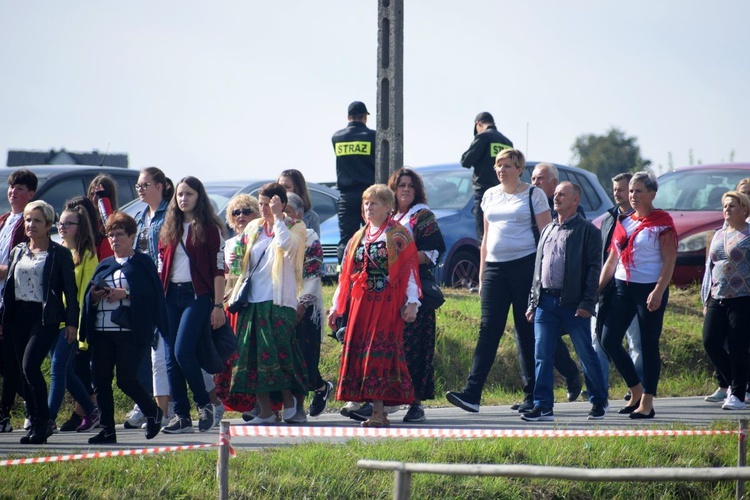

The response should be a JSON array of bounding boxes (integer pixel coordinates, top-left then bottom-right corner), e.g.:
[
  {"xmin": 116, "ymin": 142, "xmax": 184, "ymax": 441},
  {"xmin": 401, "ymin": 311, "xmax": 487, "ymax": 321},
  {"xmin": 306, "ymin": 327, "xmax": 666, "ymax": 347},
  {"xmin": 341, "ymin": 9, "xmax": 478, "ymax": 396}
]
[
  {"xmin": 232, "ymin": 208, "xmax": 254, "ymax": 217},
  {"xmin": 134, "ymin": 182, "xmax": 152, "ymax": 191},
  {"xmin": 57, "ymin": 221, "xmax": 79, "ymax": 229},
  {"xmin": 107, "ymin": 231, "xmax": 129, "ymax": 239}
]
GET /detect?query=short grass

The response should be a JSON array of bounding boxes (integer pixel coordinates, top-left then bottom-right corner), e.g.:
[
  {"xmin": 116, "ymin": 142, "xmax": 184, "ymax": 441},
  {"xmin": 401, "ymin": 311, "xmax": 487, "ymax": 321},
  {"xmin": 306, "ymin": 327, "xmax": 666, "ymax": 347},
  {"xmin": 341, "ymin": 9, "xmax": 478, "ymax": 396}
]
[
  {"xmin": 1, "ymin": 283, "xmax": 732, "ymax": 498},
  {"xmin": 1, "ymin": 427, "xmax": 741, "ymax": 498}
]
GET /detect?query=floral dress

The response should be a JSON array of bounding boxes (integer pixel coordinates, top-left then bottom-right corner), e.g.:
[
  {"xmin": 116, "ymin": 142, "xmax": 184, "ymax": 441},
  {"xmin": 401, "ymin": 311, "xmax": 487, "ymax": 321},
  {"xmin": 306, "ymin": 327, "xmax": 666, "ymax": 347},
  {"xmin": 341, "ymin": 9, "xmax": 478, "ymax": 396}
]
[
  {"xmin": 396, "ymin": 207, "xmax": 445, "ymax": 401},
  {"xmin": 335, "ymin": 220, "xmax": 419, "ymax": 405}
]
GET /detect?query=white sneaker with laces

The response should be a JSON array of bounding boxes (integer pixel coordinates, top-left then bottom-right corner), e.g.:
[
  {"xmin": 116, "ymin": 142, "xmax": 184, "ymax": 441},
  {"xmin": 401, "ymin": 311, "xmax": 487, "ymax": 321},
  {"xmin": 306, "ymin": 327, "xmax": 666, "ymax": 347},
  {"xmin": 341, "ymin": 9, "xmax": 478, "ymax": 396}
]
[{"xmin": 722, "ymin": 394, "xmax": 746, "ymax": 410}]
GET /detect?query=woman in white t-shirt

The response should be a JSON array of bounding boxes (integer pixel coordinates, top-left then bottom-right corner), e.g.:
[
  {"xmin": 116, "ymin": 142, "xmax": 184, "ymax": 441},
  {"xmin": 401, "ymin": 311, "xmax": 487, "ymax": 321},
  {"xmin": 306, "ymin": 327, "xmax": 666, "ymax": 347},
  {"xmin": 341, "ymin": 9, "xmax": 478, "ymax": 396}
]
[
  {"xmin": 446, "ymin": 149, "xmax": 551, "ymax": 414},
  {"xmin": 599, "ymin": 171, "xmax": 677, "ymax": 419}
]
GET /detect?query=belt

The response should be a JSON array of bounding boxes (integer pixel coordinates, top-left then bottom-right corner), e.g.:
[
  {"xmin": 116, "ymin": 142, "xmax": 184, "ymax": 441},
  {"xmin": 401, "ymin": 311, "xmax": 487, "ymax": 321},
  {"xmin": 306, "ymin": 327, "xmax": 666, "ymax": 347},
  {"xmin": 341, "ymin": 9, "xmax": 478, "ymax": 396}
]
[
  {"xmin": 170, "ymin": 281, "xmax": 194, "ymax": 289},
  {"xmin": 541, "ymin": 288, "xmax": 562, "ymax": 297}
]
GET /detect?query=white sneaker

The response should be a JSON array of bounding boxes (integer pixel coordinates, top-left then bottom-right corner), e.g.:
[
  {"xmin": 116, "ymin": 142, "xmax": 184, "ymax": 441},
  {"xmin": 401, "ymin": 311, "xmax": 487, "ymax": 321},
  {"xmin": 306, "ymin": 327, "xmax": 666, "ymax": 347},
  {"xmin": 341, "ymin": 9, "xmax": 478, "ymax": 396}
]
[
  {"xmin": 385, "ymin": 405, "xmax": 401, "ymax": 415},
  {"xmin": 213, "ymin": 400, "xmax": 226, "ymax": 427},
  {"xmin": 722, "ymin": 394, "xmax": 746, "ymax": 410},
  {"xmin": 124, "ymin": 405, "xmax": 146, "ymax": 429}
]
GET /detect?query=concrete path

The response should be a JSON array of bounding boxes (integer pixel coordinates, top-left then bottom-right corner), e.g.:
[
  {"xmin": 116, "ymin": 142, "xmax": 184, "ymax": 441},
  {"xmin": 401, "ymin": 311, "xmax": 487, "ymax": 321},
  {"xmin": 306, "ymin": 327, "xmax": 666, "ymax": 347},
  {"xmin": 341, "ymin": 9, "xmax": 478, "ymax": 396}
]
[{"xmin": 0, "ymin": 396, "xmax": 745, "ymax": 458}]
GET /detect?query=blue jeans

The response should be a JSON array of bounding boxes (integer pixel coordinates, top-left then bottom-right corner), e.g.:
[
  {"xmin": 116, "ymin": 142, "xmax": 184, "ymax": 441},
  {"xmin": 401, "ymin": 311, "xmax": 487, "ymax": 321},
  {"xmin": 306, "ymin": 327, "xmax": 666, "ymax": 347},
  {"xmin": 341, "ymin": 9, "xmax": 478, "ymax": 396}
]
[
  {"xmin": 48, "ymin": 329, "xmax": 96, "ymax": 420},
  {"xmin": 533, "ymin": 294, "xmax": 607, "ymax": 409},
  {"xmin": 164, "ymin": 282, "xmax": 211, "ymax": 417}
]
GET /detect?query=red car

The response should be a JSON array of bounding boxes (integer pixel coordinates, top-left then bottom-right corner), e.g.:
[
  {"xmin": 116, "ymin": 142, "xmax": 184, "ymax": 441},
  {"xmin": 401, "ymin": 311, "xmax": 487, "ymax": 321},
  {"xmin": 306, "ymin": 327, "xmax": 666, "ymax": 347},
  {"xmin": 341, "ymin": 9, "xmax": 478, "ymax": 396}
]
[{"xmin": 595, "ymin": 163, "xmax": 750, "ymax": 286}]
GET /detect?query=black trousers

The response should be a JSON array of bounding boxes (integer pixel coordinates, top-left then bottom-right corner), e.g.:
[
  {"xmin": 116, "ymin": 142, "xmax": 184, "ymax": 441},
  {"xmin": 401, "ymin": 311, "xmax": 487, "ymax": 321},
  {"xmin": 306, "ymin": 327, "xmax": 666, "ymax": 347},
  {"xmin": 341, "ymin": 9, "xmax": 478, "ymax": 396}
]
[
  {"xmin": 703, "ymin": 296, "xmax": 750, "ymax": 401},
  {"xmin": 337, "ymin": 190, "xmax": 365, "ymax": 263},
  {"xmin": 601, "ymin": 280, "xmax": 668, "ymax": 396},
  {"xmin": 10, "ymin": 301, "xmax": 59, "ymax": 425},
  {"xmin": 463, "ymin": 255, "xmax": 541, "ymax": 401},
  {"xmin": 91, "ymin": 330, "xmax": 158, "ymax": 431}
]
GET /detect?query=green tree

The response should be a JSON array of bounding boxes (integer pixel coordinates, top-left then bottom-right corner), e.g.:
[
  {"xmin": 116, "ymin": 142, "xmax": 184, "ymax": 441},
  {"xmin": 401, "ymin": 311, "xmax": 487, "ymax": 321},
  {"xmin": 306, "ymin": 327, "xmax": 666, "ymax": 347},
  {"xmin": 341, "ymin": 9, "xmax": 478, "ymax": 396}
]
[{"xmin": 570, "ymin": 127, "xmax": 651, "ymax": 191}]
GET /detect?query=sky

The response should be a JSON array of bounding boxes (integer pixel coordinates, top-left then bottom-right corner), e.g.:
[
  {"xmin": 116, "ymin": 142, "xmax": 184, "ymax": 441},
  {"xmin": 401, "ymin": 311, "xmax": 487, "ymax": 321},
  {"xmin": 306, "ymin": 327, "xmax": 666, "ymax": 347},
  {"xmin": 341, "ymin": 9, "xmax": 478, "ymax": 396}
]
[{"xmin": 1, "ymin": 1, "xmax": 747, "ymax": 183}]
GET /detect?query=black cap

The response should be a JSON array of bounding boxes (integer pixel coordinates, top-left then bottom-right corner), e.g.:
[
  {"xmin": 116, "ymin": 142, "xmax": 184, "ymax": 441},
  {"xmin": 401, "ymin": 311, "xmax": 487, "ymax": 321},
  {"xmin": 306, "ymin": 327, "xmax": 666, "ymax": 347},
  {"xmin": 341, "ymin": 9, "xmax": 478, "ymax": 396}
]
[
  {"xmin": 475, "ymin": 111, "xmax": 494, "ymax": 124},
  {"xmin": 348, "ymin": 101, "xmax": 370, "ymax": 116}
]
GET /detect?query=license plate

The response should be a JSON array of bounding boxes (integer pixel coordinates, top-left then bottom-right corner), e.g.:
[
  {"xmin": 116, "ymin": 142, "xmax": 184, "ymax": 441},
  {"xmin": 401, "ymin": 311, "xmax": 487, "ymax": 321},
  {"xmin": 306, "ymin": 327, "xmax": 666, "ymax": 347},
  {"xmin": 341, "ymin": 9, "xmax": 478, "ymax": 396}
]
[{"xmin": 324, "ymin": 263, "xmax": 340, "ymax": 277}]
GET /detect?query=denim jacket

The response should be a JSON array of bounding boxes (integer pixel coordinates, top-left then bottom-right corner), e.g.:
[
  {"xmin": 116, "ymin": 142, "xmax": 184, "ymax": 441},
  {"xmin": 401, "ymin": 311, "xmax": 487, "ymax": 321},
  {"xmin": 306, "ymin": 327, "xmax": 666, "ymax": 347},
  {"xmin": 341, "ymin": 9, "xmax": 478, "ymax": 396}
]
[{"xmin": 134, "ymin": 200, "xmax": 168, "ymax": 264}]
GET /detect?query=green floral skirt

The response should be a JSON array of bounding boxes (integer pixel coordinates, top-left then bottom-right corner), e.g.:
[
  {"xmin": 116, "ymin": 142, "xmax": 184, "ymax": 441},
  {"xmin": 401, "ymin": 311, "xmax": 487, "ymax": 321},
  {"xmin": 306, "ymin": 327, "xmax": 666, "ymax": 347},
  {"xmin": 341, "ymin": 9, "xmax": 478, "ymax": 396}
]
[{"xmin": 230, "ymin": 301, "xmax": 307, "ymax": 395}]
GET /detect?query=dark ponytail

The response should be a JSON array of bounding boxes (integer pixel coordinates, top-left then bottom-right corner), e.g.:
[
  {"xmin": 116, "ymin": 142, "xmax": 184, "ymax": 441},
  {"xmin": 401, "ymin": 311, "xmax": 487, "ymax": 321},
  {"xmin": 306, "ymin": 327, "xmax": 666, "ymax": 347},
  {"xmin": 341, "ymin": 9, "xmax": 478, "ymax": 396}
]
[{"xmin": 142, "ymin": 167, "xmax": 174, "ymax": 202}]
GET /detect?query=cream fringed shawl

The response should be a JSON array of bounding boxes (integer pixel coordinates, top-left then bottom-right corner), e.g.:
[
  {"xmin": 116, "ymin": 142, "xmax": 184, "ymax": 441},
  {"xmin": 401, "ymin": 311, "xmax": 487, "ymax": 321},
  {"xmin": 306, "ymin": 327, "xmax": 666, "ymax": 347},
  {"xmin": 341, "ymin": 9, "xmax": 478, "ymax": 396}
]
[{"xmin": 234, "ymin": 216, "xmax": 306, "ymax": 309}]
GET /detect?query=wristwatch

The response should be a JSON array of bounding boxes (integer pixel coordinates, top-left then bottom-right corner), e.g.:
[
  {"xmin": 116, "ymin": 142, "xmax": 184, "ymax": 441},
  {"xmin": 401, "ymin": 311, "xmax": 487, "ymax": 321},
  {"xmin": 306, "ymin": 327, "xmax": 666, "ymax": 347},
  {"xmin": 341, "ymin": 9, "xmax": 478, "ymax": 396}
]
[
  {"xmin": 213, "ymin": 303, "xmax": 223, "ymax": 309},
  {"xmin": 124, "ymin": 289, "xmax": 130, "ymax": 298}
]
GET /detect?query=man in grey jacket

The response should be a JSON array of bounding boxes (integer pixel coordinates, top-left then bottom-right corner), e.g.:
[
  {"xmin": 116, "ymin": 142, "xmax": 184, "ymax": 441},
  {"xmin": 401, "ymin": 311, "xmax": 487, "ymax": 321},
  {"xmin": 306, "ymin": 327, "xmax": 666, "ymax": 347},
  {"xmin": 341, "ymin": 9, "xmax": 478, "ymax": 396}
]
[{"xmin": 522, "ymin": 182, "xmax": 608, "ymax": 422}]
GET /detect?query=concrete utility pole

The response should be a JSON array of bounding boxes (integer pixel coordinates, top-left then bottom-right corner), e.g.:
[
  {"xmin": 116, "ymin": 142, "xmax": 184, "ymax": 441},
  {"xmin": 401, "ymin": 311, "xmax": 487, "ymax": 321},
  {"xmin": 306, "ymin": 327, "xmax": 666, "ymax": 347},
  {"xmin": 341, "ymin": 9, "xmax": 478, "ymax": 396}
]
[{"xmin": 375, "ymin": 0, "xmax": 404, "ymax": 184}]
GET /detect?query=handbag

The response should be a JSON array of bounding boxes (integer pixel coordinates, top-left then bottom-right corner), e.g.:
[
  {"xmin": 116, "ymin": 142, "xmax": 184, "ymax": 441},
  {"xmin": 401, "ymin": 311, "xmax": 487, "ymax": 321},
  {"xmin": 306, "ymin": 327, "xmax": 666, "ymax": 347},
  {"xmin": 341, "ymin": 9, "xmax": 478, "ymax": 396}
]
[
  {"xmin": 419, "ymin": 268, "xmax": 445, "ymax": 310},
  {"xmin": 226, "ymin": 244, "xmax": 268, "ymax": 314},
  {"xmin": 198, "ymin": 318, "xmax": 238, "ymax": 374},
  {"xmin": 110, "ymin": 305, "xmax": 133, "ymax": 329}
]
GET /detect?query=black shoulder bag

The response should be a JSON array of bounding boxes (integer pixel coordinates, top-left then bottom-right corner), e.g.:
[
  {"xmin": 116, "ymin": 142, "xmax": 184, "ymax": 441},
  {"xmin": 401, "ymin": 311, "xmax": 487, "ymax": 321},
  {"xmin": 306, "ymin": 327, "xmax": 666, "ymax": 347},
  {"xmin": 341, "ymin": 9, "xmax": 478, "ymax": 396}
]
[{"xmin": 529, "ymin": 186, "xmax": 540, "ymax": 245}]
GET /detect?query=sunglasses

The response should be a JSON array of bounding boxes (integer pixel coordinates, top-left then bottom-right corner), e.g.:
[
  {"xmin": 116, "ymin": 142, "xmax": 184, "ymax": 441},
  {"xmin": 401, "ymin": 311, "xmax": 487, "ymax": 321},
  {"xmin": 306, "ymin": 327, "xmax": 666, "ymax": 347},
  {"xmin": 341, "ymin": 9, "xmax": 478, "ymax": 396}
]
[
  {"xmin": 134, "ymin": 182, "xmax": 152, "ymax": 190},
  {"xmin": 57, "ymin": 221, "xmax": 79, "ymax": 229},
  {"xmin": 232, "ymin": 208, "xmax": 254, "ymax": 217}
]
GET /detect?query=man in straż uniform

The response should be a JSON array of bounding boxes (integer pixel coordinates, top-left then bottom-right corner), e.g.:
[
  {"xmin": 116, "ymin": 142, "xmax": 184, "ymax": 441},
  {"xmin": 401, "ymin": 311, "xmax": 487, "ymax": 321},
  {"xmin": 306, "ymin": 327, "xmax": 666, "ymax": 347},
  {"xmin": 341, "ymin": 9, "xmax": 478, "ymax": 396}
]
[
  {"xmin": 332, "ymin": 101, "xmax": 376, "ymax": 264},
  {"xmin": 460, "ymin": 111, "xmax": 513, "ymax": 242}
]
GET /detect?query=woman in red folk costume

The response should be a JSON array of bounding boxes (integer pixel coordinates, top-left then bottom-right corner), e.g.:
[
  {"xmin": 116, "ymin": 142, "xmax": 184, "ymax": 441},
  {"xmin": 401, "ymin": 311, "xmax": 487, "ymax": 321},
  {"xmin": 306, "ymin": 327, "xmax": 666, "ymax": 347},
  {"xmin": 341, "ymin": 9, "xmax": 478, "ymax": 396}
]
[{"xmin": 328, "ymin": 184, "xmax": 421, "ymax": 428}]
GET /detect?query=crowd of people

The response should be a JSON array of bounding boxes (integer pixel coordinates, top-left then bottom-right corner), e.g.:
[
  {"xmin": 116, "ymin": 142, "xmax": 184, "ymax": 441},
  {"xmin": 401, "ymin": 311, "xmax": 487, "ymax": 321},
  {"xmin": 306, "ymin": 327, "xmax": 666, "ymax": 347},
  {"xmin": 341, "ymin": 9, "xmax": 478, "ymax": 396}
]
[{"xmin": 0, "ymin": 102, "xmax": 746, "ymax": 443}]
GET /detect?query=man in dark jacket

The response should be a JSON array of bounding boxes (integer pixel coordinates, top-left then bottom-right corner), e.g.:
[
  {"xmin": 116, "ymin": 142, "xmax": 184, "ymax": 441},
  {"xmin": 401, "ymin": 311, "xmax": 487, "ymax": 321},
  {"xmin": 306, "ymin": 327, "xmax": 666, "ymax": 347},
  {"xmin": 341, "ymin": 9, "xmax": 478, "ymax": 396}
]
[
  {"xmin": 332, "ymin": 101, "xmax": 376, "ymax": 263},
  {"xmin": 460, "ymin": 112, "xmax": 513, "ymax": 241},
  {"xmin": 0, "ymin": 169, "xmax": 37, "ymax": 432},
  {"xmin": 522, "ymin": 182, "xmax": 607, "ymax": 422}
]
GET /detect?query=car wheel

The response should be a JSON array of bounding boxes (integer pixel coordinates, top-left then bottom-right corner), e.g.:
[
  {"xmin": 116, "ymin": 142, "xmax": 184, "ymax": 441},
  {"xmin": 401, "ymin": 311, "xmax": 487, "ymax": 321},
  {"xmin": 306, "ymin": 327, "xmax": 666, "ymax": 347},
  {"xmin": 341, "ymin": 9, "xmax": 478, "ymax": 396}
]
[{"xmin": 446, "ymin": 250, "xmax": 479, "ymax": 289}]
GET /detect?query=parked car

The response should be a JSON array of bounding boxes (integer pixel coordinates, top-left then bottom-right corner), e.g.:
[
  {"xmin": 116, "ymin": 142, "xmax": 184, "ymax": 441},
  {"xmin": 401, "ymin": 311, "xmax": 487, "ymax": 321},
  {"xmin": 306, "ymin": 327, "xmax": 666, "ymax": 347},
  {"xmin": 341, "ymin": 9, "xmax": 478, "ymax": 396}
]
[
  {"xmin": 1, "ymin": 165, "xmax": 140, "ymax": 215},
  {"xmin": 120, "ymin": 179, "xmax": 339, "ymax": 238},
  {"xmin": 320, "ymin": 161, "xmax": 611, "ymax": 287},
  {"xmin": 653, "ymin": 163, "xmax": 750, "ymax": 285}
]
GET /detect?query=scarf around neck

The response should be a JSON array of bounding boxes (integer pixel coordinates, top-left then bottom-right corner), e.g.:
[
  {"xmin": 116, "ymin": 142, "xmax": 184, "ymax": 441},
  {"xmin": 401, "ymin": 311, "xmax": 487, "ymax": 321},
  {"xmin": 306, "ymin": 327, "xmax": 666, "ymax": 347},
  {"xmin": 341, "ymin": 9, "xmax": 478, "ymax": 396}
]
[{"xmin": 611, "ymin": 209, "xmax": 676, "ymax": 282}]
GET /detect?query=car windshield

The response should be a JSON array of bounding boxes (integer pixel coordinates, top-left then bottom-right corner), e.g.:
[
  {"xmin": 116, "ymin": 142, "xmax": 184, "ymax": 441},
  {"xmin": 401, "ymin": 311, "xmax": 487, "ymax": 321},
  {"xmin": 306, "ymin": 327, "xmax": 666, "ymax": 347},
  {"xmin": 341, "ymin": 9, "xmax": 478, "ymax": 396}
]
[
  {"xmin": 420, "ymin": 169, "xmax": 474, "ymax": 210},
  {"xmin": 205, "ymin": 185, "xmax": 242, "ymax": 214},
  {"xmin": 654, "ymin": 169, "xmax": 750, "ymax": 211}
]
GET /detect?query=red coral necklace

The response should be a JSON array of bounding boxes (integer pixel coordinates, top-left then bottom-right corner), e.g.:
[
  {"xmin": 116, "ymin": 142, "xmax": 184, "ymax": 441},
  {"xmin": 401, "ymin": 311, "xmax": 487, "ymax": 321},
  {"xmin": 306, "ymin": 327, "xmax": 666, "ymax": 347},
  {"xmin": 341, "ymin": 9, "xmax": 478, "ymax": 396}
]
[{"xmin": 365, "ymin": 221, "xmax": 387, "ymax": 243}]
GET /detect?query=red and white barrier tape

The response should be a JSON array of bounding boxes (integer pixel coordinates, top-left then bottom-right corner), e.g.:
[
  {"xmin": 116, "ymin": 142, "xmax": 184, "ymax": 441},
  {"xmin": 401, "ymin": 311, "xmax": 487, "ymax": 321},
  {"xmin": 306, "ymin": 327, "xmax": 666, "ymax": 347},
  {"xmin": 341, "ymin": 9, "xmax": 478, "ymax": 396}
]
[
  {"xmin": 220, "ymin": 427, "xmax": 236, "ymax": 458},
  {"xmin": 229, "ymin": 425, "xmax": 738, "ymax": 440},
  {"xmin": 0, "ymin": 426, "xmax": 737, "ymax": 467},
  {"xmin": 0, "ymin": 443, "xmax": 216, "ymax": 467}
]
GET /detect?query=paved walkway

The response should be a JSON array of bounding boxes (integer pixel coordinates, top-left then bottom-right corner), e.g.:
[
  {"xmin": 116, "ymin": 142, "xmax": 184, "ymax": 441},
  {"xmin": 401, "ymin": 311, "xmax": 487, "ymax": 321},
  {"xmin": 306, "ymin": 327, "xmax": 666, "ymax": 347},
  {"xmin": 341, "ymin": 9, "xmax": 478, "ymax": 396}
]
[{"xmin": 0, "ymin": 396, "xmax": 746, "ymax": 458}]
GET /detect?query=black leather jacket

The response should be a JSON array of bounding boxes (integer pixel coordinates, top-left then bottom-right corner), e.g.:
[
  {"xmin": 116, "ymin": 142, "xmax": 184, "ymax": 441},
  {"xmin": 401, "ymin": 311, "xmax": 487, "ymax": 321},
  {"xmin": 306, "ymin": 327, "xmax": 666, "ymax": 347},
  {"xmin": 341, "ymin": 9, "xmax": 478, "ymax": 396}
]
[
  {"xmin": 1, "ymin": 241, "xmax": 79, "ymax": 328},
  {"xmin": 528, "ymin": 214, "xmax": 602, "ymax": 314}
]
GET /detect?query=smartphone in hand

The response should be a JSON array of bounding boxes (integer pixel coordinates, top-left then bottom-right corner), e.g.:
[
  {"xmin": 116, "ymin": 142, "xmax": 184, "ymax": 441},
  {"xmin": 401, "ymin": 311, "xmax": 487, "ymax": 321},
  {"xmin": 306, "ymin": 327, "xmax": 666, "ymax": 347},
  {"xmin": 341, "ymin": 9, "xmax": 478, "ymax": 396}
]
[{"xmin": 91, "ymin": 276, "xmax": 108, "ymax": 291}]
